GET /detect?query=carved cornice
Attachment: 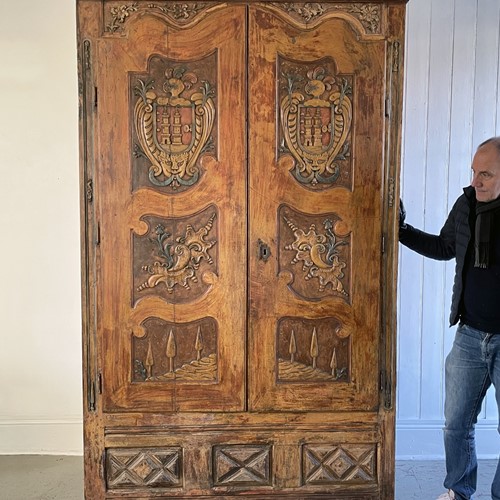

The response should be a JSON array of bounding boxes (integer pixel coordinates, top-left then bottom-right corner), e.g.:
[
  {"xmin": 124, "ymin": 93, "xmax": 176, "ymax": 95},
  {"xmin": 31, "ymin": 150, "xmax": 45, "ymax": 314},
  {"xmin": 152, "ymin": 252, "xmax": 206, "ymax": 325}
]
[
  {"xmin": 337, "ymin": 3, "xmax": 381, "ymax": 34},
  {"xmin": 271, "ymin": 3, "xmax": 382, "ymax": 34},
  {"xmin": 104, "ymin": 2, "xmax": 215, "ymax": 33}
]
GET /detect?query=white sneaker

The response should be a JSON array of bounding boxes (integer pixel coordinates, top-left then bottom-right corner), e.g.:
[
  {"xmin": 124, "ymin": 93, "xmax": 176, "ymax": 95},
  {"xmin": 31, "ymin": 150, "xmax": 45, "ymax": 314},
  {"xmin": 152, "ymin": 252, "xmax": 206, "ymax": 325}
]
[{"xmin": 436, "ymin": 491, "xmax": 455, "ymax": 500}]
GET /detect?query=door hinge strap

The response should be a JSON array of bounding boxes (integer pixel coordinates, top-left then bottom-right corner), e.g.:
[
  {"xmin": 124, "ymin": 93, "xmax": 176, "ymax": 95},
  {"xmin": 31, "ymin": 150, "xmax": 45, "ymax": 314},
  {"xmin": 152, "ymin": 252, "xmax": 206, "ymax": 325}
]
[
  {"xmin": 392, "ymin": 40, "xmax": 401, "ymax": 73},
  {"xmin": 95, "ymin": 222, "xmax": 100, "ymax": 246},
  {"xmin": 380, "ymin": 369, "xmax": 393, "ymax": 410},
  {"xmin": 88, "ymin": 380, "xmax": 96, "ymax": 412}
]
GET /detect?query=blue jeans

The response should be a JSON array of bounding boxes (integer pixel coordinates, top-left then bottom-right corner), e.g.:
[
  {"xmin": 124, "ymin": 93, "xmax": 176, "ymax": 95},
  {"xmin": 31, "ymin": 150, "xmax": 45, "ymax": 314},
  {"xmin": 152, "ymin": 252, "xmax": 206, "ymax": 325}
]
[{"xmin": 444, "ymin": 323, "xmax": 500, "ymax": 500}]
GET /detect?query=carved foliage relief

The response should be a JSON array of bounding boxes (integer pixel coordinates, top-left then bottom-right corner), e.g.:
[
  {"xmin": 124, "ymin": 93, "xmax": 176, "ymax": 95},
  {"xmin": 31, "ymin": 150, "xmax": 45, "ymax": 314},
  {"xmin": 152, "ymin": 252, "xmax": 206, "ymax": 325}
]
[
  {"xmin": 279, "ymin": 57, "xmax": 353, "ymax": 190},
  {"xmin": 105, "ymin": 2, "xmax": 216, "ymax": 33},
  {"xmin": 133, "ymin": 206, "xmax": 218, "ymax": 304},
  {"xmin": 302, "ymin": 443, "xmax": 376, "ymax": 484},
  {"xmin": 277, "ymin": 317, "xmax": 350, "ymax": 383},
  {"xmin": 106, "ymin": 447, "xmax": 183, "ymax": 489},
  {"xmin": 133, "ymin": 317, "xmax": 218, "ymax": 383},
  {"xmin": 131, "ymin": 54, "xmax": 217, "ymax": 193},
  {"xmin": 272, "ymin": 3, "xmax": 382, "ymax": 34},
  {"xmin": 278, "ymin": 205, "xmax": 351, "ymax": 302}
]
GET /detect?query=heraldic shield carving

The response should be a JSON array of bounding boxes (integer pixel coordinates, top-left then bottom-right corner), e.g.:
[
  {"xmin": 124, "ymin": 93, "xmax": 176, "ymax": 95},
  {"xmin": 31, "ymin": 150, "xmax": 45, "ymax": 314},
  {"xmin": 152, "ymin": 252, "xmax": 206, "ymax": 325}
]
[
  {"xmin": 279, "ymin": 56, "xmax": 353, "ymax": 190},
  {"xmin": 131, "ymin": 54, "xmax": 217, "ymax": 192}
]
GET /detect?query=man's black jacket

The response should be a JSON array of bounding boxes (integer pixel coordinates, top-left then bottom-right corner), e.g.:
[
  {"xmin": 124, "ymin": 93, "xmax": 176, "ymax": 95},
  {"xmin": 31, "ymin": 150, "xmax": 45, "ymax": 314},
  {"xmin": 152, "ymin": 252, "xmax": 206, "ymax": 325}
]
[{"xmin": 399, "ymin": 186, "xmax": 475, "ymax": 326}]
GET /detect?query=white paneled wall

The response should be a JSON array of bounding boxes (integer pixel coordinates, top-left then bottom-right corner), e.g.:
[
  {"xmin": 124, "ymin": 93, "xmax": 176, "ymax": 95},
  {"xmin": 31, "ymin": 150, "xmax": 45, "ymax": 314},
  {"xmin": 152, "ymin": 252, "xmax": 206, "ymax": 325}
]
[{"xmin": 397, "ymin": 0, "xmax": 500, "ymax": 458}]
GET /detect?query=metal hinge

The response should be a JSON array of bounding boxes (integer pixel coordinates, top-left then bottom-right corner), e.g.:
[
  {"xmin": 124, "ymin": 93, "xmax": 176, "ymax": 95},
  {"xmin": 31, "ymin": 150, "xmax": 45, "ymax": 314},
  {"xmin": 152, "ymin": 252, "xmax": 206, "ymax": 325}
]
[
  {"xmin": 94, "ymin": 86, "xmax": 98, "ymax": 109},
  {"xmin": 97, "ymin": 372, "xmax": 103, "ymax": 394},
  {"xmin": 86, "ymin": 179, "xmax": 93, "ymax": 203},
  {"xmin": 381, "ymin": 235, "xmax": 386, "ymax": 254},
  {"xmin": 88, "ymin": 380, "xmax": 96, "ymax": 412},
  {"xmin": 95, "ymin": 222, "xmax": 100, "ymax": 246},
  {"xmin": 100, "ymin": 451, "xmax": 106, "ymax": 480},
  {"xmin": 392, "ymin": 40, "xmax": 401, "ymax": 73},
  {"xmin": 380, "ymin": 369, "xmax": 393, "ymax": 410},
  {"xmin": 385, "ymin": 97, "xmax": 391, "ymax": 117}
]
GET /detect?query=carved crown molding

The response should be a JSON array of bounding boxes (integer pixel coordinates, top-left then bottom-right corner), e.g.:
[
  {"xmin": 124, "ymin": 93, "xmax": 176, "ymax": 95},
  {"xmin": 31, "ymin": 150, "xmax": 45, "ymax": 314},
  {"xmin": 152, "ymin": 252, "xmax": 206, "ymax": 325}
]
[
  {"xmin": 104, "ymin": 2, "xmax": 217, "ymax": 34},
  {"xmin": 271, "ymin": 3, "xmax": 382, "ymax": 34}
]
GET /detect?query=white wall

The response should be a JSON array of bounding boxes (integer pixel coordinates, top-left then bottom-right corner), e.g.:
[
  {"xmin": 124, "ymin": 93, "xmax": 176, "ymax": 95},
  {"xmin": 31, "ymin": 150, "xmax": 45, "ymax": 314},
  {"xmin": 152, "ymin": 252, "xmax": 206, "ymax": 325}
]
[
  {"xmin": 397, "ymin": 0, "xmax": 500, "ymax": 458},
  {"xmin": 1, "ymin": 0, "xmax": 499, "ymax": 458},
  {"xmin": 0, "ymin": 1, "xmax": 82, "ymax": 454}
]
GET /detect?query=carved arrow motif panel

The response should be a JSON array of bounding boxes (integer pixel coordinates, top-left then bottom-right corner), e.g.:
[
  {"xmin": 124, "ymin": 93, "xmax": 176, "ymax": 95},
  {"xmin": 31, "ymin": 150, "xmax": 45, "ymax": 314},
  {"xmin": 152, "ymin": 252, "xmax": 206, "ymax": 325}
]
[
  {"xmin": 277, "ymin": 317, "xmax": 350, "ymax": 383},
  {"xmin": 133, "ymin": 317, "xmax": 218, "ymax": 383}
]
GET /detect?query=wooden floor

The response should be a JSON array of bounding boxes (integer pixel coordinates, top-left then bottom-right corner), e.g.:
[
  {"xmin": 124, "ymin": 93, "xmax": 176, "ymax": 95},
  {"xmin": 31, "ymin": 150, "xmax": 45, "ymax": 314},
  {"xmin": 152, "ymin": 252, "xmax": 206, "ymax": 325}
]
[{"xmin": 0, "ymin": 455, "xmax": 496, "ymax": 499}]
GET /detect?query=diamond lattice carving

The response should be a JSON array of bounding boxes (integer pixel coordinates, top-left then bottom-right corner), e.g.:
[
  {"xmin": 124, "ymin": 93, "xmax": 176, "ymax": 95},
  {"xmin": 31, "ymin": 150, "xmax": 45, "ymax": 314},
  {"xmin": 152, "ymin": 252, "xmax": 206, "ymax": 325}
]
[
  {"xmin": 302, "ymin": 444, "xmax": 376, "ymax": 485},
  {"xmin": 213, "ymin": 445, "xmax": 272, "ymax": 486},
  {"xmin": 106, "ymin": 447, "xmax": 182, "ymax": 489}
]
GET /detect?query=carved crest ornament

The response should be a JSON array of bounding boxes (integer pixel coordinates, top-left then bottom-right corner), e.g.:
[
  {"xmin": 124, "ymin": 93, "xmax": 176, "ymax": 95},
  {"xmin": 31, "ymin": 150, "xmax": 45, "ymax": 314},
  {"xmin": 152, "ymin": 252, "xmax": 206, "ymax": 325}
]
[
  {"xmin": 134, "ymin": 66, "xmax": 216, "ymax": 189},
  {"xmin": 280, "ymin": 60, "xmax": 353, "ymax": 189}
]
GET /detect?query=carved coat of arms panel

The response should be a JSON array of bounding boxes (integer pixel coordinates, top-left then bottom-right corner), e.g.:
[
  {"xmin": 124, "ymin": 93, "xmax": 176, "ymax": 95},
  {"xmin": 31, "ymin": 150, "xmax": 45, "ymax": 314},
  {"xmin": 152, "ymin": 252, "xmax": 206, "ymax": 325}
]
[
  {"xmin": 278, "ymin": 56, "xmax": 353, "ymax": 190},
  {"xmin": 130, "ymin": 53, "xmax": 217, "ymax": 193}
]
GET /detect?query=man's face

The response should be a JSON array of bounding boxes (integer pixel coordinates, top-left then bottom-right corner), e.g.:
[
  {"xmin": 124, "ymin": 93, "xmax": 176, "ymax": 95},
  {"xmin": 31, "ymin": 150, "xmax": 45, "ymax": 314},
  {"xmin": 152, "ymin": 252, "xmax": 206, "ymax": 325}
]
[{"xmin": 471, "ymin": 143, "xmax": 500, "ymax": 202}]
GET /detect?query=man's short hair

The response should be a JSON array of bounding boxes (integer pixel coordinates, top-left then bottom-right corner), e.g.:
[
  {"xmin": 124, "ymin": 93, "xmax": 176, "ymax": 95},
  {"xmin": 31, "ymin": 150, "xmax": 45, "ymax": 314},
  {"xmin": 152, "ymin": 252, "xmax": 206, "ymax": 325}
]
[{"xmin": 478, "ymin": 136, "xmax": 500, "ymax": 156}]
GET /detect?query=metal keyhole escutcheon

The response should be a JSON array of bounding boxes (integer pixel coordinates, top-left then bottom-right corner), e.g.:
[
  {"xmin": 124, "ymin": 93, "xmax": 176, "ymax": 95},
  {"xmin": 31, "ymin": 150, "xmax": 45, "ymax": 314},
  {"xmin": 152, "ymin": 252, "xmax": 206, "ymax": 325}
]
[{"xmin": 258, "ymin": 239, "xmax": 271, "ymax": 262}]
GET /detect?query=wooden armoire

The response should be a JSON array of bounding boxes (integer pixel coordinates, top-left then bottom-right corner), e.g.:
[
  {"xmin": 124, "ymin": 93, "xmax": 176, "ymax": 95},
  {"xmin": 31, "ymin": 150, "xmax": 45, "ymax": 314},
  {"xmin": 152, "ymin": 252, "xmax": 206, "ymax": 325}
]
[{"xmin": 77, "ymin": 1, "xmax": 407, "ymax": 498}]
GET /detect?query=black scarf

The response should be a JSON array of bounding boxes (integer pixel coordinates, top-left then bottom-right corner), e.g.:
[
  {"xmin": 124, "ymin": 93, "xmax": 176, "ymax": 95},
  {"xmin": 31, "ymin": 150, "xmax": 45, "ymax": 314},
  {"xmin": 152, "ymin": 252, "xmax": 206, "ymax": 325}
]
[{"xmin": 474, "ymin": 197, "xmax": 500, "ymax": 268}]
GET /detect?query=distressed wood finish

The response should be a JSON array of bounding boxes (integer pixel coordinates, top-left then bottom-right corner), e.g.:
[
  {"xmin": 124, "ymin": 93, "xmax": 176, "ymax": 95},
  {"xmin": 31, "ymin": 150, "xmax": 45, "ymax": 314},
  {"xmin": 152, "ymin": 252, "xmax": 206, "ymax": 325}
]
[{"xmin": 78, "ymin": 1, "xmax": 407, "ymax": 498}]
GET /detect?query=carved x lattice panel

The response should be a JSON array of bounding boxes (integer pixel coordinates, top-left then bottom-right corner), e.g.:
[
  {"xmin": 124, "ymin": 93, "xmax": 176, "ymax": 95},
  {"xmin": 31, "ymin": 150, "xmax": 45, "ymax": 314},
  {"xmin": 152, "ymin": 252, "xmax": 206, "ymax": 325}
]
[
  {"xmin": 213, "ymin": 445, "xmax": 272, "ymax": 486},
  {"xmin": 302, "ymin": 443, "xmax": 376, "ymax": 485},
  {"xmin": 106, "ymin": 447, "xmax": 183, "ymax": 489}
]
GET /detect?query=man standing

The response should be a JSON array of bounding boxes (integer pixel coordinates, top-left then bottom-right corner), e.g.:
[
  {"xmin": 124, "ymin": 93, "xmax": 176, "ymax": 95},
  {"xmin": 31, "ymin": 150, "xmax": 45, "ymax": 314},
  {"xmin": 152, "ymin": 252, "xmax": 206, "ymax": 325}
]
[{"xmin": 399, "ymin": 137, "xmax": 500, "ymax": 500}]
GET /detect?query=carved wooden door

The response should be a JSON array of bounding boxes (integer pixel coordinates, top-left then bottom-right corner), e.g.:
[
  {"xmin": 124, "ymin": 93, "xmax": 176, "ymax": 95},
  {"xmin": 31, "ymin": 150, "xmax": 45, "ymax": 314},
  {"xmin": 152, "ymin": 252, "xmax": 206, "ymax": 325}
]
[{"xmin": 78, "ymin": 1, "xmax": 406, "ymax": 498}]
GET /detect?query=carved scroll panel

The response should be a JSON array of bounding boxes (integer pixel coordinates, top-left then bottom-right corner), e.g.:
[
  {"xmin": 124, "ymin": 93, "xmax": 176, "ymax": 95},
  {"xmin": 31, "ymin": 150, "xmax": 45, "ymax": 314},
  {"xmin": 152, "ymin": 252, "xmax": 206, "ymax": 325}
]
[
  {"xmin": 133, "ymin": 317, "xmax": 218, "ymax": 383},
  {"xmin": 278, "ymin": 205, "xmax": 351, "ymax": 302},
  {"xmin": 278, "ymin": 56, "xmax": 353, "ymax": 190},
  {"xmin": 130, "ymin": 54, "xmax": 217, "ymax": 193},
  {"xmin": 133, "ymin": 206, "xmax": 218, "ymax": 304},
  {"xmin": 277, "ymin": 317, "xmax": 350, "ymax": 383}
]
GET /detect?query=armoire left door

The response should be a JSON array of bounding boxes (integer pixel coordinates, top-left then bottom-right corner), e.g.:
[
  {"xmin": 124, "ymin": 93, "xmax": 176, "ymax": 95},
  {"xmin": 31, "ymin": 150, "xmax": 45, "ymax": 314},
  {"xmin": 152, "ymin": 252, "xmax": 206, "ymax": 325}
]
[{"xmin": 78, "ymin": 1, "xmax": 406, "ymax": 498}]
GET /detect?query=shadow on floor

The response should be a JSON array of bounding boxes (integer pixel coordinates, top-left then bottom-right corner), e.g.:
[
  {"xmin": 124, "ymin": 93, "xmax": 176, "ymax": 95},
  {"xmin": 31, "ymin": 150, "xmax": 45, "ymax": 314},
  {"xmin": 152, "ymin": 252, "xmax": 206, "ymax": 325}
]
[{"xmin": 0, "ymin": 456, "xmax": 497, "ymax": 499}]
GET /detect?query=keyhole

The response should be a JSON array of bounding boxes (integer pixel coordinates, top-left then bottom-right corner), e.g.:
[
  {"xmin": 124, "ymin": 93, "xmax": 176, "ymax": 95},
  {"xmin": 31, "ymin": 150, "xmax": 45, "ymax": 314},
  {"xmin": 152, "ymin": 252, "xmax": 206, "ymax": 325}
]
[{"xmin": 258, "ymin": 239, "xmax": 271, "ymax": 262}]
